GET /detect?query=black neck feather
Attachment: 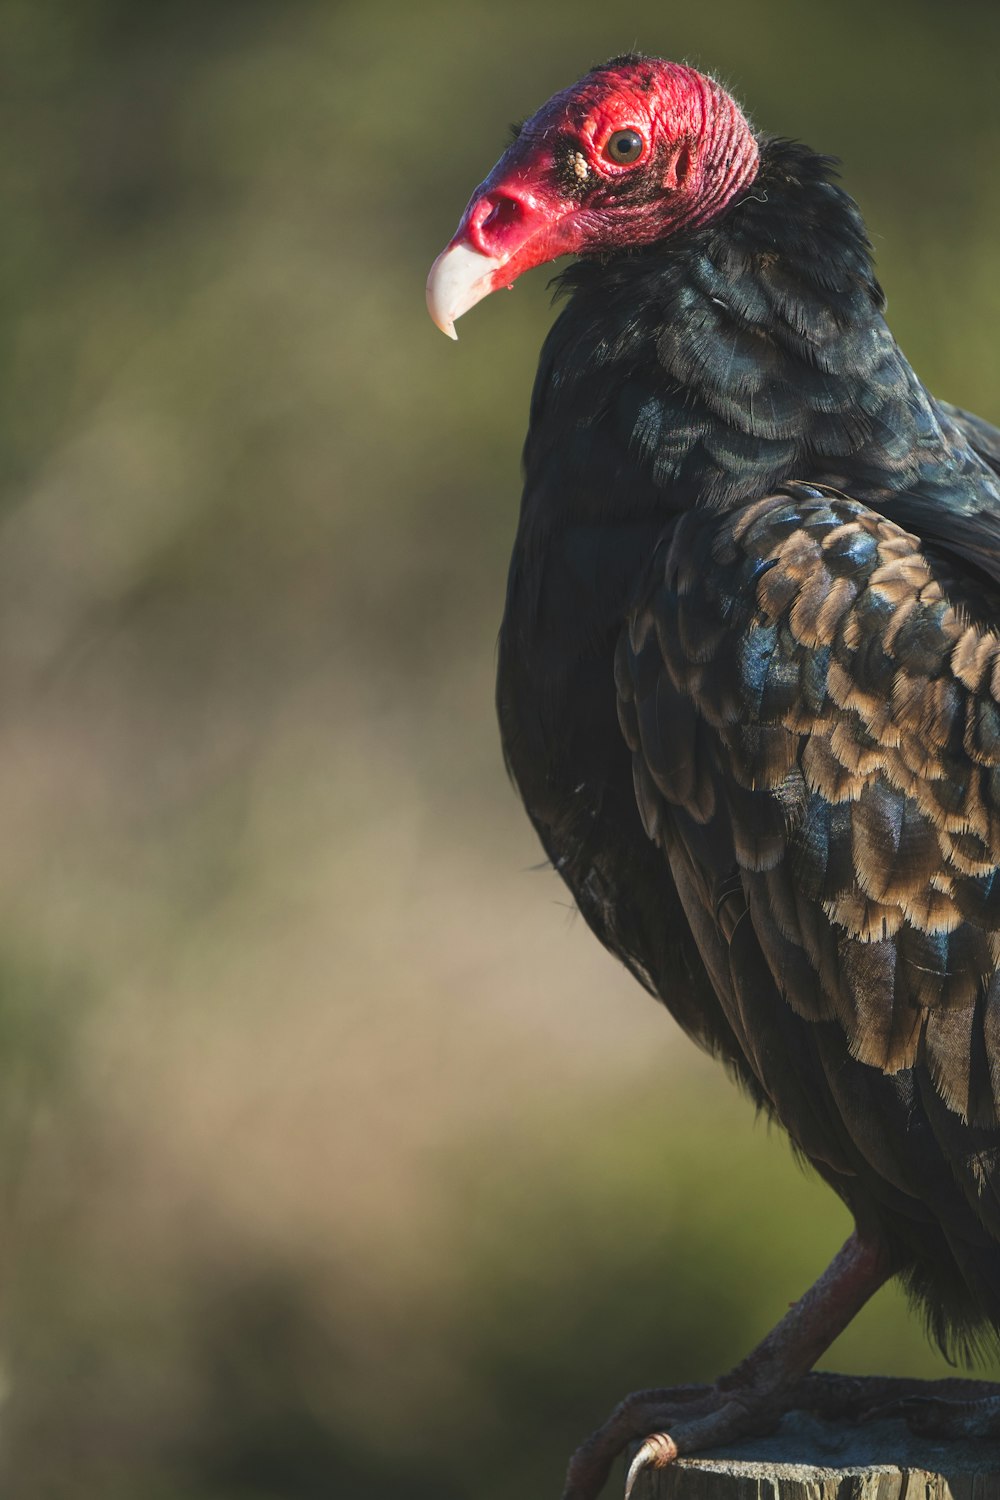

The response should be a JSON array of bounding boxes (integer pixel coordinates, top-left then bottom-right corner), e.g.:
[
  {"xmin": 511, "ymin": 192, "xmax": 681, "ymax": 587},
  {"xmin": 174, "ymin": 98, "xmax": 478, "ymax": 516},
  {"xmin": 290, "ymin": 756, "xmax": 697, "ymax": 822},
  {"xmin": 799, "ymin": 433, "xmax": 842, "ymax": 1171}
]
[{"xmin": 522, "ymin": 138, "xmax": 961, "ymax": 527}]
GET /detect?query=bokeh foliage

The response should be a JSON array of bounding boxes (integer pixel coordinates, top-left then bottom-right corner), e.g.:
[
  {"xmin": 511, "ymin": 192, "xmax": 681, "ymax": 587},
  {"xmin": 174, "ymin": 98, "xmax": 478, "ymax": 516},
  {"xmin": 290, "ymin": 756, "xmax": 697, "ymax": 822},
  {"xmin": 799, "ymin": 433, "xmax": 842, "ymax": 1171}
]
[{"xmin": 1, "ymin": 1, "xmax": 999, "ymax": 1496}]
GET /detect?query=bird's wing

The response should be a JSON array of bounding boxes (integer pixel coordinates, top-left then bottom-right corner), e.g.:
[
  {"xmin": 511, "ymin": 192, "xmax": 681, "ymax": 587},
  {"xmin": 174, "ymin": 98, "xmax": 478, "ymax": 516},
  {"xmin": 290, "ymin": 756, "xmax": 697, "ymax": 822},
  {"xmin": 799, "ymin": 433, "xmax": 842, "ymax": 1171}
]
[
  {"xmin": 886, "ymin": 399, "xmax": 1000, "ymax": 595},
  {"xmin": 940, "ymin": 400, "xmax": 1000, "ymax": 476},
  {"xmin": 616, "ymin": 481, "xmax": 1000, "ymax": 1127}
]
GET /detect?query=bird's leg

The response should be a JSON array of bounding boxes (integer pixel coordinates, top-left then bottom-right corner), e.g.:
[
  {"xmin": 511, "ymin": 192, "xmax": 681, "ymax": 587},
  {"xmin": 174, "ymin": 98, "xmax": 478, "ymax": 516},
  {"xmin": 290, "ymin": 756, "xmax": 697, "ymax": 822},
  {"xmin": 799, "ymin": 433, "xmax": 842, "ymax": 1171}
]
[{"xmin": 561, "ymin": 1229, "xmax": 891, "ymax": 1500}]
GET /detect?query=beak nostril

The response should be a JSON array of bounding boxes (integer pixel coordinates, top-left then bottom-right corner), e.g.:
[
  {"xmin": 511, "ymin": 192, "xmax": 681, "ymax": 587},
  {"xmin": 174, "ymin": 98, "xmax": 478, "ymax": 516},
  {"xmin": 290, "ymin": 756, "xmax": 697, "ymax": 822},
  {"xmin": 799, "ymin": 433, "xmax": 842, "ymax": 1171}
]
[{"xmin": 471, "ymin": 194, "xmax": 524, "ymax": 252}]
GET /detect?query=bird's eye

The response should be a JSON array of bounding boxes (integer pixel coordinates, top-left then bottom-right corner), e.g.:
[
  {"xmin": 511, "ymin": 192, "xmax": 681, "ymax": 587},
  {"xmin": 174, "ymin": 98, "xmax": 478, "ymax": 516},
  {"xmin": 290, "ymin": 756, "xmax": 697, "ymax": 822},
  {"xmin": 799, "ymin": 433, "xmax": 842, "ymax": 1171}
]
[{"xmin": 604, "ymin": 129, "xmax": 644, "ymax": 165}]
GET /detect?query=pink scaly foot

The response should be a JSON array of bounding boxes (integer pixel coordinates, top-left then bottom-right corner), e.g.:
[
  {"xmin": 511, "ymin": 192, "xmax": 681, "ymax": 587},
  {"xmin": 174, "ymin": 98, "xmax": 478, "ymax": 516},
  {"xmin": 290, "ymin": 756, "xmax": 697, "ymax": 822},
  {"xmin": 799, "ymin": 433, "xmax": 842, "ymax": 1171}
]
[
  {"xmin": 882, "ymin": 1390, "xmax": 1000, "ymax": 1440},
  {"xmin": 561, "ymin": 1231, "xmax": 892, "ymax": 1500}
]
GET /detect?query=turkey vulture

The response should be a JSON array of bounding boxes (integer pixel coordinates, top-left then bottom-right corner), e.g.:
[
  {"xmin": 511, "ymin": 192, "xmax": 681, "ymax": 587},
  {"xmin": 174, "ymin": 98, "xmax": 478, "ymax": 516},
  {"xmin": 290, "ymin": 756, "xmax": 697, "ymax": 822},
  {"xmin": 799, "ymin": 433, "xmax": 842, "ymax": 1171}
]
[{"xmin": 427, "ymin": 55, "xmax": 1000, "ymax": 1497}]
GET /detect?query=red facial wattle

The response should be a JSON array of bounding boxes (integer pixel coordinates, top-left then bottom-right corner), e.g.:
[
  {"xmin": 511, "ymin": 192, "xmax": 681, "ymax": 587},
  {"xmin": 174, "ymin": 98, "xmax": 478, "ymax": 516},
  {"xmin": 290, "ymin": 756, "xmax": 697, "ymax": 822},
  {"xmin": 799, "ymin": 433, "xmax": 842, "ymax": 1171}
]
[{"xmin": 426, "ymin": 57, "xmax": 760, "ymax": 339}]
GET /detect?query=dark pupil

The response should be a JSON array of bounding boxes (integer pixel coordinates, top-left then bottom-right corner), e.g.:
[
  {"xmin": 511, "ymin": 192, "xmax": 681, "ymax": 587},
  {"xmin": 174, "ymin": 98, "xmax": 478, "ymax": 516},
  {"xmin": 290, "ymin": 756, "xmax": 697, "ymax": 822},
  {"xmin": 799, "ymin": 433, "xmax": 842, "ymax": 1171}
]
[{"xmin": 609, "ymin": 130, "xmax": 641, "ymax": 162}]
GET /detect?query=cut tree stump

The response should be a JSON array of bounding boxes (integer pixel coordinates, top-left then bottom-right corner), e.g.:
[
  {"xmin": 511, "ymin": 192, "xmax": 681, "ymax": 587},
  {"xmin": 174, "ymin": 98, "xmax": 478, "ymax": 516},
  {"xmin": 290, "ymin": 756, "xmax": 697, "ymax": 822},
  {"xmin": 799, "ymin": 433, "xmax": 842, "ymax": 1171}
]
[{"xmin": 629, "ymin": 1407, "xmax": 1000, "ymax": 1499}]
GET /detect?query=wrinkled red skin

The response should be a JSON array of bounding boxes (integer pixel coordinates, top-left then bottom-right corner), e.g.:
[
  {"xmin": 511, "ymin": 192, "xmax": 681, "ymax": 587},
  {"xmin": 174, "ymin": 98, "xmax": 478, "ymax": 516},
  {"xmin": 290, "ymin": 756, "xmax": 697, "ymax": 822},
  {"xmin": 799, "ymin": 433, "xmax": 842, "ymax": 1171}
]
[{"xmin": 446, "ymin": 59, "xmax": 761, "ymax": 292}]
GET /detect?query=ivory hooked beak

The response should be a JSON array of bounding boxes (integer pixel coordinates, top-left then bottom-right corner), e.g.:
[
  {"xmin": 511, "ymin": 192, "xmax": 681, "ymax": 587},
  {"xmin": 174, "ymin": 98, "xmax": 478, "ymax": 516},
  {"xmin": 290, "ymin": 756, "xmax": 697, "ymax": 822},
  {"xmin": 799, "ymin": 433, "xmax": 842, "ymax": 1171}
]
[{"xmin": 426, "ymin": 242, "xmax": 504, "ymax": 340}]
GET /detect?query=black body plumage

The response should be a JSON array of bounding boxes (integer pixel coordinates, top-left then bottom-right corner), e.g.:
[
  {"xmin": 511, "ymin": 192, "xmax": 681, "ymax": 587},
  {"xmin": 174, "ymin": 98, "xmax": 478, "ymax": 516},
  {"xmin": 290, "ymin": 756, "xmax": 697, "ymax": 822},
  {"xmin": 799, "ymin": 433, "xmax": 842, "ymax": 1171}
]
[{"xmin": 496, "ymin": 138, "xmax": 1000, "ymax": 1355}]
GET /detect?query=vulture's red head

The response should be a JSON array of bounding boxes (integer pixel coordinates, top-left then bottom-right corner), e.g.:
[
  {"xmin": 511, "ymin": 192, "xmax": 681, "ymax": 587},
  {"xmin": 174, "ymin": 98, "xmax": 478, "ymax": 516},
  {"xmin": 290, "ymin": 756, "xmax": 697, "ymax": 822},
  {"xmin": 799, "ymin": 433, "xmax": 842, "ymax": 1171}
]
[{"xmin": 427, "ymin": 55, "xmax": 760, "ymax": 338}]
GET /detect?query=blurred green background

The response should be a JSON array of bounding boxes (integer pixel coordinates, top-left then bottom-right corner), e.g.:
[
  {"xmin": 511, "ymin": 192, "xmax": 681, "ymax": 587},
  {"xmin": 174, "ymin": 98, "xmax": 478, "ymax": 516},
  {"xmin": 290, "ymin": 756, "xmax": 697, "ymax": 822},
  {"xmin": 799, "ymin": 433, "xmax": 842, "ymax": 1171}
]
[{"xmin": 2, "ymin": 1, "xmax": 1000, "ymax": 1496}]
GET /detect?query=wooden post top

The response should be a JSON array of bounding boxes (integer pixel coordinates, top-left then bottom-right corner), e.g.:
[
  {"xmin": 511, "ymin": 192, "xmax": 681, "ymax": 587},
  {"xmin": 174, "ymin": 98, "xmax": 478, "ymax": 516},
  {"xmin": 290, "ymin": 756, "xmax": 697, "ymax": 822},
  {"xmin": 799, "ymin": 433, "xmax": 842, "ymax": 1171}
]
[{"xmin": 629, "ymin": 1410, "xmax": 1000, "ymax": 1499}]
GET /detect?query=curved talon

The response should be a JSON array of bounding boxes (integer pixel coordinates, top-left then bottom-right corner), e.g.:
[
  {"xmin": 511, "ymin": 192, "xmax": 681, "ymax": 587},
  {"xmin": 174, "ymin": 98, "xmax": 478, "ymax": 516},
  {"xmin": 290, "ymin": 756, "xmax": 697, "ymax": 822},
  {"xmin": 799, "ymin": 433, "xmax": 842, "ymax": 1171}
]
[
  {"xmin": 563, "ymin": 1386, "xmax": 784, "ymax": 1500},
  {"xmin": 624, "ymin": 1433, "xmax": 678, "ymax": 1500},
  {"xmin": 561, "ymin": 1389, "xmax": 717, "ymax": 1500}
]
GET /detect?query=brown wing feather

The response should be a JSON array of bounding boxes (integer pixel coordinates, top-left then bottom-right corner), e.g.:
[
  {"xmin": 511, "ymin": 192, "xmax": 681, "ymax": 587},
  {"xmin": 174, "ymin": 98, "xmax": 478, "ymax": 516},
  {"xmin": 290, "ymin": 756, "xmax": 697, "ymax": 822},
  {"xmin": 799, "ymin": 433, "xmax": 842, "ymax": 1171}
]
[{"xmin": 617, "ymin": 482, "xmax": 1000, "ymax": 1127}]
